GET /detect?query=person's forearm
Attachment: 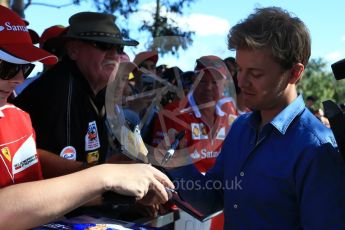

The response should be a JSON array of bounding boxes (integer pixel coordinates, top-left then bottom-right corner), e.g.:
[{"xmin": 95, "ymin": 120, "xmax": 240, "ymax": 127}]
[
  {"xmin": 0, "ymin": 163, "xmax": 173, "ymax": 229},
  {"xmin": 38, "ymin": 148, "xmax": 84, "ymax": 178},
  {"xmin": 0, "ymin": 165, "xmax": 105, "ymax": 229}
]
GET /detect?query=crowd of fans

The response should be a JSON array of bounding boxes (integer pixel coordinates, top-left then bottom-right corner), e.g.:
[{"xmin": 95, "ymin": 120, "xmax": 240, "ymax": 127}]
[{"xmin": 1, "ymin": 5, "xmax": 345, "ymax": 230}]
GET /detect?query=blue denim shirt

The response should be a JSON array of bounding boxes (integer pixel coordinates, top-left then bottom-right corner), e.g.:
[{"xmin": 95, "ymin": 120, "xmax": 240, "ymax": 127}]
[{"xmin": 170, "ymin": 95, "xmax": 345, "ymax": 229}]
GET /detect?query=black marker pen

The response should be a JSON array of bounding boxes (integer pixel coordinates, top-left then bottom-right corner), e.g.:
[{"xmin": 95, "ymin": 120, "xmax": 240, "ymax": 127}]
[{"xmin": 161, "ymin": 130, "xmax": 185, "ymax": 166}]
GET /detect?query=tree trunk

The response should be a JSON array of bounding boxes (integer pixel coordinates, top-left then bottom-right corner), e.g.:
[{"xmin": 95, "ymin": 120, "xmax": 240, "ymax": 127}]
[
  {"xmin": 153, "ymin": 0, "xmax": 160, "ymax": 38},
  {"xmin": 11, "ymin": 0, "xmax": 25, "ymax": 18}
]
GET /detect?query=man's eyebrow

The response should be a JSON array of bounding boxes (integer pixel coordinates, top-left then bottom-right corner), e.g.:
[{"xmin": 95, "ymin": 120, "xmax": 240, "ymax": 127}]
[{"xmin": 237, "ymin": 65, "xmax": 264, "ymax": 72}]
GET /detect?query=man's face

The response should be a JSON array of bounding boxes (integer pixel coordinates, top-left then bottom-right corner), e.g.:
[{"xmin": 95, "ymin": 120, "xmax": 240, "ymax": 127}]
[
  {"xmin": 69, "ymin": 40, "xmax": 123, "ymax": 94},
  {"xmin": 306, "ymin": 99, "xmax": 314, "ymax": 107},
  {"xmin": 224, "ymin": 60, "xmax": 237, "ymax": 77},
  {"xmin": 193, "ymin": 69, "xmax": 225, "ymax": 106},
  {"xmin": 236, "ymin": 48, "xmax": 291, "ymax": 111},
  {"xmin": 0, "ymin": 68, "xmax": 24, "ymax": 106},
  {"xmin": 140, "ymin": 59, "xmax": 157, "ymax": 74},
  {"xmin": 0, "ymin": 60, "xmax": 34, "ymax": 106}
]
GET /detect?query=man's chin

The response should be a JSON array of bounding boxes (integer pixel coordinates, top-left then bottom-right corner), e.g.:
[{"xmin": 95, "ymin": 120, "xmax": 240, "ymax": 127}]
[
  {"xmin": 197, "ymin": 98, "xmax": 216, "ymax": 106},
  {"xmin": 104, "ymin": 64, "xmax": 117, "ymax": 71},
  {"xmin": 104, "ymin": 68, "xmax": 119, "ymax": 78},
  {"xmin": 243, "ymin": 101, "xmax": 257, "ymax": 111}
]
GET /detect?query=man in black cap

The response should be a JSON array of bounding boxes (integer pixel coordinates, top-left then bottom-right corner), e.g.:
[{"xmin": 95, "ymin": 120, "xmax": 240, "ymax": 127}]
[{"xmin": 13, "ymin": 11, "xmax": 139, "ymax": 177}]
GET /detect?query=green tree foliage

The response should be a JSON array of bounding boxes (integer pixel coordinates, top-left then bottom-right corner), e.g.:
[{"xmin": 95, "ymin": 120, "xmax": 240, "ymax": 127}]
[
  {"xmin": 18, "ymin": 0, "xmax": 196, "ymax": 56},
  {"xmin": 139, "ymin": 0, "xmax": 195, "ymax": 55},
  {"xmin": 93, "ymin": 0, "xmax": 139, "ymax": 19},
  {"xmin": 297, "ymin": 58, "xmax": 343, "ymax": 110},
  {"xmin": 94, "ymin": 0, "xmax": 195, "ymax": 56}
]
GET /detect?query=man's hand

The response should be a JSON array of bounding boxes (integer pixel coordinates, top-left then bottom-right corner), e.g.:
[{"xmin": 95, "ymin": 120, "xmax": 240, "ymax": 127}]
[
  {"xmin": 153, "ymin": 128, "xmax": 191, "ymax": 168},
  {"xmin": 101, "ymin": 163, "xmax": 174, "ymax": 205}
]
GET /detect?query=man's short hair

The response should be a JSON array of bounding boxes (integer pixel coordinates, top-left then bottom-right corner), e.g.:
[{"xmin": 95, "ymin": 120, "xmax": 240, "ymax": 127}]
[
  {"xmin": 307, "ymin": 95, "xmax": 316, "ymax": 102},
  {"xmin": 227, "ymin": 7, "xmax": 311, "ymax": 69}
]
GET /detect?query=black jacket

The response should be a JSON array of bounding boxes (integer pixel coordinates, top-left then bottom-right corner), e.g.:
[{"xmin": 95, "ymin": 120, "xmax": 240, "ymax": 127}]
[{"xmin": 13, "ymin": 57, "xmax": 108, "ymax": 164}]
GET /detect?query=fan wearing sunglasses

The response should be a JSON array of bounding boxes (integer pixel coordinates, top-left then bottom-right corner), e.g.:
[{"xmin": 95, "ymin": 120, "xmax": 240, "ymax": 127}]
[
  {"xmin": 0, "ymin": 61, "xmax": 34, "ymax": 80},
  {"xmin": 0, "ymin": 6, "xmax": 174, "ymax": 229},
  {"xmin": 13, "ymin": 11, "xmax": 139, "ymax": 178},
  {"xmin": 0, "ymin": 61, "xmax": 35, "ymax": 108}
]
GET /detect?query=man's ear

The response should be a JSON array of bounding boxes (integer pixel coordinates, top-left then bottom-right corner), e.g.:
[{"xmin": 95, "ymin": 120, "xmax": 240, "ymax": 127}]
[
  {"xmin": 289, "ymin": 63, "xmax": 304, "ymax": 84},
  {"xmin": 65, "ymin": 41, "xmax": 79, "ymax": 60}
]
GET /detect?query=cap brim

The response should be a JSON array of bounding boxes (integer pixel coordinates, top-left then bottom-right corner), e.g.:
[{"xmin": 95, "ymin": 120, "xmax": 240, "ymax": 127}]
[
  {"xmin": 0, "ymin": 44, "xmax": 58, "ymax": 65},
  {"xmin": 196, "ymin": 67, "xmax": 227, "ymax": 80},
  {"xmin": 66, "ymin": 35, "xmax": 139, "ymax": 46},
  {"xmin": 28, "ymin": 29, "xmax": 40, "ymax": 44}
]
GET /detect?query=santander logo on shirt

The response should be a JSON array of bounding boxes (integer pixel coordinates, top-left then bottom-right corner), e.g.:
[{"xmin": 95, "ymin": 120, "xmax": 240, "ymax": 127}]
[
  {"xmin": 190, "ymin": 149, "xmax": 219, "ymax": 160},
  {"xmin": 0, "ymin": 22, "xmax": 28, "ymax": 32}
]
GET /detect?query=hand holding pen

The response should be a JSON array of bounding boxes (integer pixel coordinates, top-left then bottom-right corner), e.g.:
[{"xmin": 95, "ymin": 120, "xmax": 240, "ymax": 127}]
[{"xmin": 161, "ymin": 130, "xmax": 185, "ymax": 166}]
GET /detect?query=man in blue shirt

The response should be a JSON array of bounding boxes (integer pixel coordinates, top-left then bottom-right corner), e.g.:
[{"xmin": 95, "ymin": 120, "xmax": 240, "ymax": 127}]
[{"xmin": 156, "ymin": 7, "xmax": 345, "ymax": 229}]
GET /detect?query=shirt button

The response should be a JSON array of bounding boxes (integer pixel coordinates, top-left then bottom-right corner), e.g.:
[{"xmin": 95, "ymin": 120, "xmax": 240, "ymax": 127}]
[
  {"xmin": 240, "ymin": 171, "xmax": 245, "ymax": 177},
  {"xmin": 233, "ymin": 204, "xmax": 239, "ymax": 209}
]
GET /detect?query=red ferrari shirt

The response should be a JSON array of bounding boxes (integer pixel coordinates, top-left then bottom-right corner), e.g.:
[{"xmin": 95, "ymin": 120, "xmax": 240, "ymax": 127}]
[
  {"xmin": 0, "ymin": 104, "xmax": 43, "ymax": 187},
  {"xmin": 152, "ymin": 95, "xmax": 237, "ymax": 172}
]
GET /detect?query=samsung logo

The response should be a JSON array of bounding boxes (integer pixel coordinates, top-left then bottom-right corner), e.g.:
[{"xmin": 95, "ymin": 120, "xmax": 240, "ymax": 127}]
[{"xmin": 0, "ymin": 22, "xmax": 28, "ymax": 32}]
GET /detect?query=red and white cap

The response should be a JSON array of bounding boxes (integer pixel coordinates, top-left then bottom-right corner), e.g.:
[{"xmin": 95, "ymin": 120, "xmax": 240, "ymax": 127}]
[{"xmin": 0, "ymin": 5, "xmax": 57, "ymax": 65}]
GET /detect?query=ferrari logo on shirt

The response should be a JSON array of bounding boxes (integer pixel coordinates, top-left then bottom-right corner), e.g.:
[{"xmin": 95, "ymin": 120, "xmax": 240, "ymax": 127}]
[
  {"xmin": 1, "ymin": 147, "xmax": 11, "ymax": 162},
  {"xmin": 228, "ymin": 114, "xmax": 237, "ymax": 126},
  {"xmin": 216, "ymin": 127, "xmax": 226, "ymax": 140},
  {"xmin": 201, "ymin": 124, "xmax": 207, "ymax": 136}
]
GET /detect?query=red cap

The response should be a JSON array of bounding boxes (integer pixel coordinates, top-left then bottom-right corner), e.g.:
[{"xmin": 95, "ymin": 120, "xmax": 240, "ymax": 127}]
[
  {"xmin": 0, "ymin": 5, "xmax": 57, "ymax": 65},
  {"xmin": 195, "ymin": 55, "xmax": 230, "ymax": 79},
  {"xmin": 28, "ymin": 29, "xmax": 40, "ymax": 44},
  {"xmin": 23, "ymin": 19, "xmax": 40, "ymax": 44},
  {"xmin": 39, "ymin": 25, "xmax": 66, "ymax": 49},
  {"xmin": 133, "ymin": 51, "xmax": 159, "ymax": 66}
]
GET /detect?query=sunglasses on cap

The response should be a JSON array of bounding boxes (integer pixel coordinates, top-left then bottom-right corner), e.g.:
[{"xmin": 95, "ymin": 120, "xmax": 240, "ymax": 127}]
[
  {"xmin": 82, "ymin": 40, "xmax": 124, "ymax": 54},
  {"xmin": 0, "ymin": 61, "xmax": 35, "ymax": 80}
]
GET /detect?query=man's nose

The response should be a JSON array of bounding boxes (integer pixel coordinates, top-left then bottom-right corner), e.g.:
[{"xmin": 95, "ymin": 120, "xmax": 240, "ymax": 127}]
[
  {"xmin": 105, "ymin": 47, "xmax": 120, "ymax": 57},
  {"xmin": 237, "ymin": 71, "xmax": 248, "ymax": 89},
  {"xmin": 205, "ymin": 82, "xmax": 213, "ymax": 90}
]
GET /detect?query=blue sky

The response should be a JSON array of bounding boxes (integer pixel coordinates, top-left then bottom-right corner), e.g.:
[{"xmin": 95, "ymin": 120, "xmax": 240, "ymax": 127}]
[{"xmin": 24, "ymin": 0, "xmax": 345, "ymax": 73}]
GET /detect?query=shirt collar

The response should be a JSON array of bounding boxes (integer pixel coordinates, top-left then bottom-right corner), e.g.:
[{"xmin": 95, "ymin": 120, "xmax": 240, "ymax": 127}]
[
  {"xmin": 0, "ymin": 104, "xmax": 17, "ymax": 118},
  {"xmin": 187, "ymin": 93, "xmax": 202, "ymax": 118},
  {"xmin": 216, "ymin": 97, "xmax": 236, "ymax": 117},
  {"xmin": 270, "ymin": 95, "xmax": 305, "ymax": 134},
  {"xmin": 187, "ymin": 93, "xmax": 226, "ymax": 118},
  {"xmin": 247, "ymin": 95, "xmax": 306, "ymax": 134}
]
